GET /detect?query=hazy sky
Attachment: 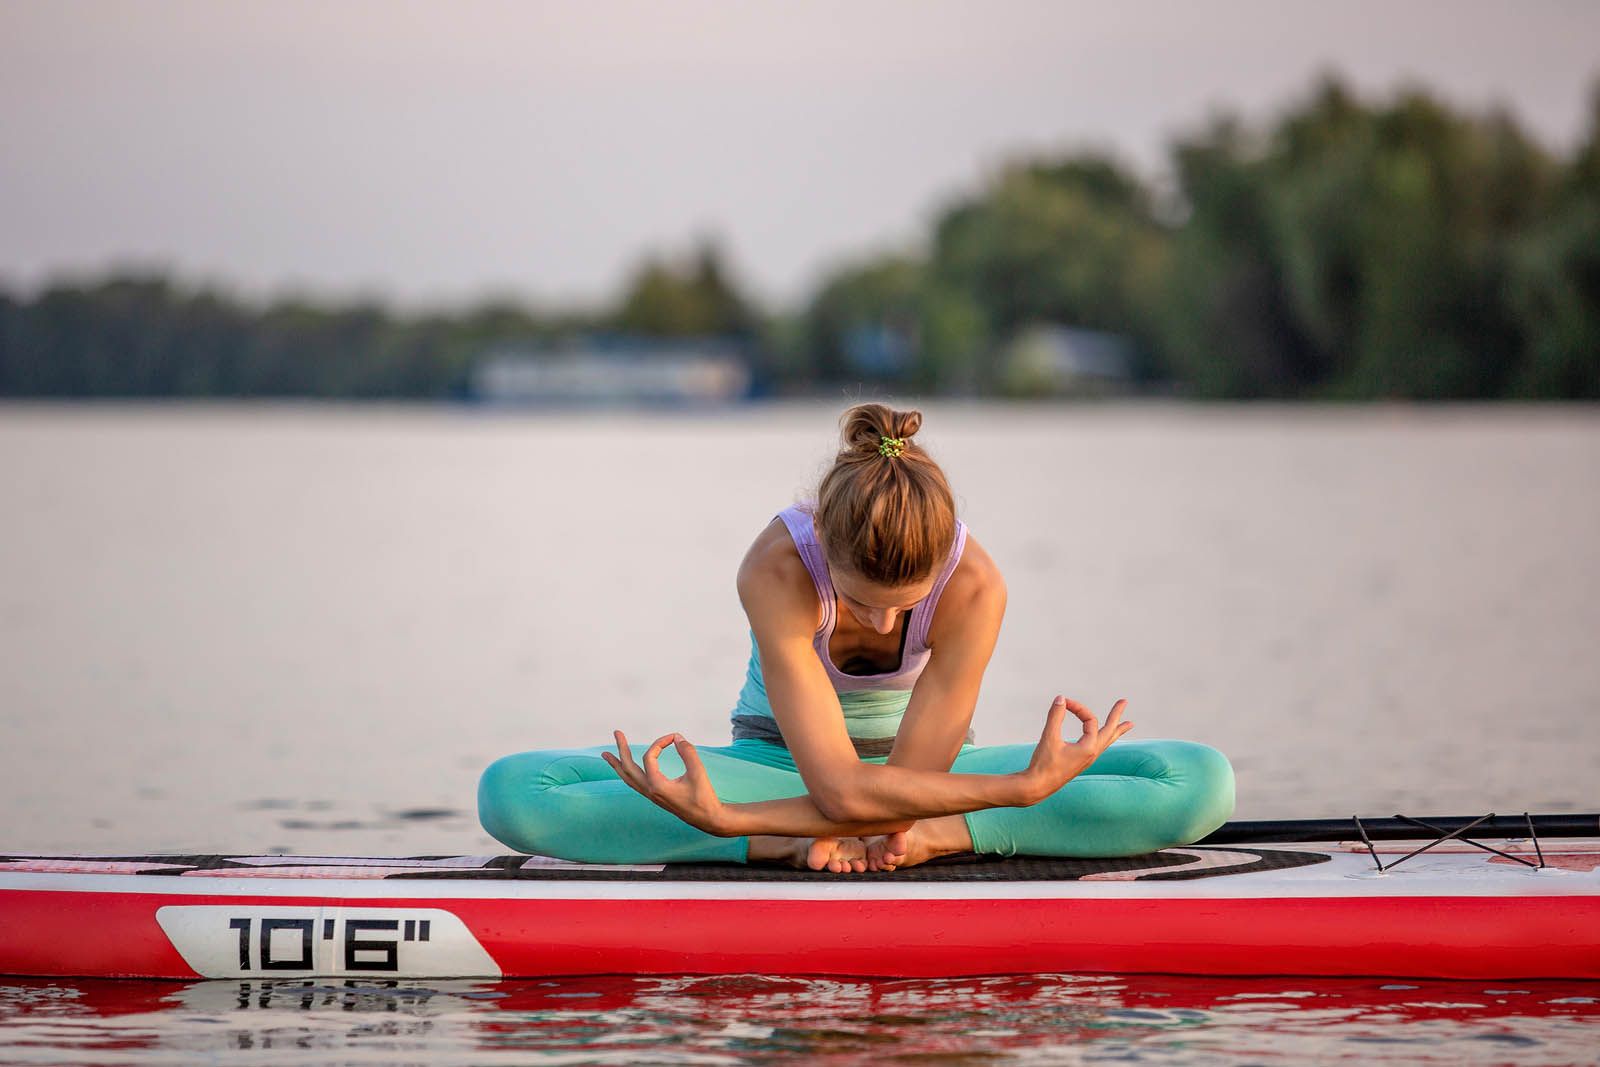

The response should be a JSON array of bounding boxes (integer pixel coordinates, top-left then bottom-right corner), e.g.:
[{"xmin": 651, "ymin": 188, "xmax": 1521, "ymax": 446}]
[{"xmin": 2, "ymin": 1, "xmax": 1597, "ymax": 309}]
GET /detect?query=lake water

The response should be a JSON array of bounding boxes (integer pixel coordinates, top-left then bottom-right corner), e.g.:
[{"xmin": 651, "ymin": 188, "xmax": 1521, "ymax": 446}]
[
  {"xmin": 1, "ymin": 401, "xmax": 1597, "ymax": 1063},
  {"xmin": 2, "ymin": 975, "xmax": 1597, "ymax": 1066}
]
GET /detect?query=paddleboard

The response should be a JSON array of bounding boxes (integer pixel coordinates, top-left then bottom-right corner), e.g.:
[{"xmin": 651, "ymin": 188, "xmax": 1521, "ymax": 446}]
[{"xmin": 2, "ymin": 836, "xmax": 1596, "ymax": 980}]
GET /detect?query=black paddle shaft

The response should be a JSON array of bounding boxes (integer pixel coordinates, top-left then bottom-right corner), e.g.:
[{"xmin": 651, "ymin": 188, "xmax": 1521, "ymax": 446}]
[{"xmin": 1198, "ymin": 812, "xmax": 1600, "ymax": 845}]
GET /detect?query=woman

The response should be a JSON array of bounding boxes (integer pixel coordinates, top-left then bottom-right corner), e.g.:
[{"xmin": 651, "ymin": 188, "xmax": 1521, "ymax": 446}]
[{"xmin": 479, "ymin": 404, "xmax": 1234, "ymax": 872}]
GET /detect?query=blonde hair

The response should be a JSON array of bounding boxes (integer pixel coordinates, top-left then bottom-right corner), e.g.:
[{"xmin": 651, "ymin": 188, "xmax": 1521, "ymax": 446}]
[{"xmin": 815, "ymin": 403, "xmax": 956, "ymax": 586}]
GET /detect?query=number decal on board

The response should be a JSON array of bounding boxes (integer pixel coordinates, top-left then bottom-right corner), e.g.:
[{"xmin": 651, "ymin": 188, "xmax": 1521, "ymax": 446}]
[{"xmin": 158, "ymin": 907, "xmax": 499, "ymax": 978}]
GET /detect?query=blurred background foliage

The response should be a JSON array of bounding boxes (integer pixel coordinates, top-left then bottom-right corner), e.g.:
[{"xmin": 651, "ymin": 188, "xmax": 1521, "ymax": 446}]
[{"xmin": 2, "ymin": 74, "xmax": 1596, "ymax": 401}]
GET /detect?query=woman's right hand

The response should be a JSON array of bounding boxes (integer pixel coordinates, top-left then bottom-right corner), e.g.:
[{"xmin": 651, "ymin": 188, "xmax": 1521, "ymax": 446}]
[{"xmin": 1015, "ymin": 696, "xmax": 1132, "ymax": 805}]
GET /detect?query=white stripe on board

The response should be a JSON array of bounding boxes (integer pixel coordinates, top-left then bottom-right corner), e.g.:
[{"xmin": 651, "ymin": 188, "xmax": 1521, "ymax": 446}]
[{"xmin": 0, "ymin": 863, "xmax": 1588, "ymax": 903}]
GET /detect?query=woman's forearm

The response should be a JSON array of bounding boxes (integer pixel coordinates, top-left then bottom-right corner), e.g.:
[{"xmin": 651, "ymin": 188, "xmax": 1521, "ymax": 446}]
[
  {"xmin": 714, "ymin": 763, "xmax": 1031, "ymax": 838},
  {"xmin": 713, "ymin": 794, "xmax": 911, "ymax": 838}
]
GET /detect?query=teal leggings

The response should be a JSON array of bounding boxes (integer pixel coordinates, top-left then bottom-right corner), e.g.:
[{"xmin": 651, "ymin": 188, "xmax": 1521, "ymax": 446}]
[{"xmin": 478, "ymin": 737, "xmax": 1235, "ymax": 863}]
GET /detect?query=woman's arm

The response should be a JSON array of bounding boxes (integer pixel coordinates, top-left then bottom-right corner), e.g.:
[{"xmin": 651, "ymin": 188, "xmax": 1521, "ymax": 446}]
[
  {"xmin": 736, "ymin": 537, "xmax": 1035, "ymax": 827},
  {"xmin": 604, "ymin": 523, "xmax": 1132, "ymax": 837},
  {"xmin": 607, "ymin": 692, "xmax": 1131, "ymax": 839},
  {"xmin": 883, "ymin": 538, "xmax": 1006, "ymax": 772}
]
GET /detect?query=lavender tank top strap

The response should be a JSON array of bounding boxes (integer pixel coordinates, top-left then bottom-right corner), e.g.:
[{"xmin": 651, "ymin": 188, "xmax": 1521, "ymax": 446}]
[
  {"xmin": 906, "ymin": 519, "xmax": 968, "ymax": 652},
  {"xmin": 775, "ymin": 506, "xmax": 835, "ymax": 637}
]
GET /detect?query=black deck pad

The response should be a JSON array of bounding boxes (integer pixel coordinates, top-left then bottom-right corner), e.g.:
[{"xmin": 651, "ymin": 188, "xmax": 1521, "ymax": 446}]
[{"xmin": 0, "ymin": 847, "xmax": 1329, "ymax": 882}]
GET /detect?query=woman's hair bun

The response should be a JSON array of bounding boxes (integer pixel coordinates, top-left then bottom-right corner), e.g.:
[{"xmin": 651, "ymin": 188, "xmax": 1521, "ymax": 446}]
[
  {"xmin": 817, "ymin": 402, "xmax": 955, "ymax": 585},
  {"xmin": 840, "ymin": 403, "xmax": 923, "ymax": 455}
]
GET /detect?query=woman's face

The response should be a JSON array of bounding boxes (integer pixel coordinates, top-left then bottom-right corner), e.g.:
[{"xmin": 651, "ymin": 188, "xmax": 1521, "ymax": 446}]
[{"xmin": 831, "ymin": 567, "xmax": 935, "ymax": 635}]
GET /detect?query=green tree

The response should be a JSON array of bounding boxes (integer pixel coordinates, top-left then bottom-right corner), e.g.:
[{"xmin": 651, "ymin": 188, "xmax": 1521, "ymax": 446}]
[
  {"xmin": 928, "ymin": 157, "xmax": 1169, "ymax": 382},
  {"xmin": 614, "ymin": 238, "xmax": 757, "ymax": 338},
  {"xmin": 1158, "ymin": 76, "xmax": 1564, "ymax": 398},
  {"xmin": 1506, "ymin": 82, "xmax": 1600, "ymax": 397},
  {"xmin": 1157, "ymin": 116, "xmax": 1316, "ymax": 397},
  {"xmin": 1278, "ymin": 83, "xmax": 1555, "ymax": 397}
]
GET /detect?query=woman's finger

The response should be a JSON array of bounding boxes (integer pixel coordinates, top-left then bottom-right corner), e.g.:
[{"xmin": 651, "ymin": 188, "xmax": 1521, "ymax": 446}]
[
  {"xmin": 601, "ymin": 750, "xmax": 646, "ymax": 795},
  {"xmin": 674, "ymin": 735, "xmax": 708, "ymax": 781},
  {"xmin": 1076, "ymin": 716, "xmax": 1100, "ymax": 745},
  {"xmin": 1039, "ymin": 695, "xmax": 1067, "ymax": 742},
  {"xmin": 1063, "ymin": 699, "xmax": 1099, "ymax": 740},
  {"xmin": 641, "ymin": 733, "xmax": 678, "ymax": 789},
  {"xmin": 1062, "ymin": 697, "xmax": 1097, "ymax": 725},
  {"xmin": 610, "ymin": 732, "xmax": 645, "ymax": 783},
  {"xmin": 1098, "ymin": 720, "xmax": 1134, "ymax": 753}
]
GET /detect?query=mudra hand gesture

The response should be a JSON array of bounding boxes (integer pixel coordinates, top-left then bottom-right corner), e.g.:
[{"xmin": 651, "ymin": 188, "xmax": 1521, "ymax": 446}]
[
  {"xmin": 603, "ymin": 730, "xmax": 727, "ymax": 835},
  {"xmin": 1016, "ymin": 696, "xmax": 1133, "ymax": 805}
]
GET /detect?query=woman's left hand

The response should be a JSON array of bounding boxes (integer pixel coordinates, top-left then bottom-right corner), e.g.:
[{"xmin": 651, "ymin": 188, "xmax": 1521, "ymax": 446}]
[{"xmin": 602, "ymin": 730, "xmax": 728, "ymax": 835}]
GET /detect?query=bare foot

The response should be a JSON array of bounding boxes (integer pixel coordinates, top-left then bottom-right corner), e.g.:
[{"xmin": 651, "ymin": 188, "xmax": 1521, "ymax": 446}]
[
  {"xmin": 866, "ymin": 816, "xmax": 974, "ymax": 871},
  {"xmin": 865, "ymin": 830, "xmax": 910, "ymax": 870},
  {"xmin": 748, "ymin": 835, "xmax": 868, "ymax": 873}
]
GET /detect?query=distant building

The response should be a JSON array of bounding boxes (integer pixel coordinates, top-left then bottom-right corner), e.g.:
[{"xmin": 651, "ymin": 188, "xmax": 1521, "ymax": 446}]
[
  {"xmin": 998, "ymin": 323, "xmax": 1135, "ymax": 397},
  {"xmin": 843, "ymin": 321, "xmax": 917, "ymax": 377},
  {"xmin": 470, "ymin": 337, "xmax": 752, "ymax": 406}
]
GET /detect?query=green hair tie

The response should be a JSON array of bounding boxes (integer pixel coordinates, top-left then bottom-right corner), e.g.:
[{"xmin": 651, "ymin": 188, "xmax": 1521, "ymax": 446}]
[{"xmin": 878, "ymin": 435, "xmax": 908, "ymax": 458}]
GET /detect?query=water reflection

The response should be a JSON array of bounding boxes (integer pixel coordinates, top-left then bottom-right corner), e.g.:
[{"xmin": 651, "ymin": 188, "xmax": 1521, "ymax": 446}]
[{"xmin": 2, "ymin": 974, "xmax": 1596, "ymax": 1065}]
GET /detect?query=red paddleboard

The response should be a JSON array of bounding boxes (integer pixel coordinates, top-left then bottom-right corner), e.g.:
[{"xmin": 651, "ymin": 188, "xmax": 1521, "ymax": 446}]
[{"xmin": 2, "ymin": 839, "xmax": 1596, "ymax": 980}]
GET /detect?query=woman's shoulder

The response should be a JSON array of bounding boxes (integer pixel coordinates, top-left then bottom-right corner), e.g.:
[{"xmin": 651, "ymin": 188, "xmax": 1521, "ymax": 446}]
[
  {"xmin": 739, "ymin": 515, "xmax": 805, "ymax": 577},
  {"xmin": 954, "ymin": 529, "xmax": 1005, "ymax": 592},
  {"xmin": 736, "ymin": 516, "xmax": 821, "ymax": 626},
  {"xmin": 932, "ymin": 531, "xmax": 1007, "ymax": 631}
]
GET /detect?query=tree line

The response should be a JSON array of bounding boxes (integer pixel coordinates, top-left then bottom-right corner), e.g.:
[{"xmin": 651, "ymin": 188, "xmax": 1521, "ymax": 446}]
[{"xmin": 2, "ymin": 74, "xmax": 1596, "ymax": 401}]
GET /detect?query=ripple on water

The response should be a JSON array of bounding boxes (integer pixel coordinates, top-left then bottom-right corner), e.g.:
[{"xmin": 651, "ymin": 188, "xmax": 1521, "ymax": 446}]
[{"xmin": 1, "ymin": 975, "xmax": 1598, "ymax": 1066}]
